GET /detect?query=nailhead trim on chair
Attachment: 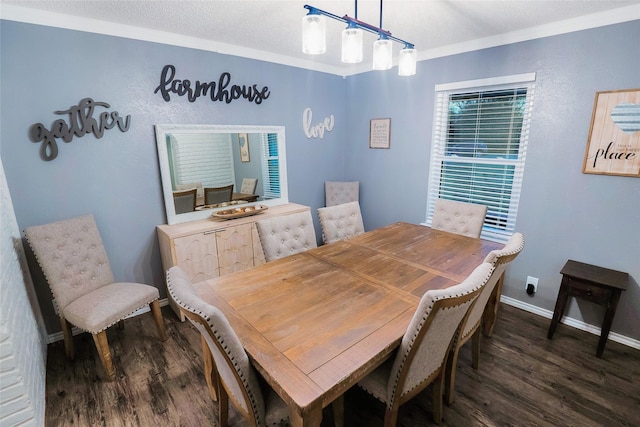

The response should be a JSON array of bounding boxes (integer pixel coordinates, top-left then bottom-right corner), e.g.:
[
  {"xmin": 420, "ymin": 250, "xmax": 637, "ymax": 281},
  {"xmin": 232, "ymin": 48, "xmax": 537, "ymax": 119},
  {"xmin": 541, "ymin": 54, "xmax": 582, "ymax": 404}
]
[{"xmin": 166, "ymin": 268, "xmax": 266, "ymax": 426}]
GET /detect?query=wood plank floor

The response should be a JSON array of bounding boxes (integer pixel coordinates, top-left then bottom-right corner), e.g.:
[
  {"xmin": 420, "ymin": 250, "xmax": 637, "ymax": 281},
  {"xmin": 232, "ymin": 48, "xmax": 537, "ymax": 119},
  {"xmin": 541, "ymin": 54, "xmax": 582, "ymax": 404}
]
[{"xmin": 45, "ymin": 304, "xmax": 640, "ymax": 426}]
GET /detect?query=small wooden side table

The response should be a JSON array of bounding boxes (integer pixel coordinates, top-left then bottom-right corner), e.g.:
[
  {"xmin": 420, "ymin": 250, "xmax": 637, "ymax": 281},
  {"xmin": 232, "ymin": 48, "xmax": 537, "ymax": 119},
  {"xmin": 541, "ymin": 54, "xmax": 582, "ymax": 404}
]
[{"xmin": 547, "ymin": 259, "xmax": 629, "ymax": 358}]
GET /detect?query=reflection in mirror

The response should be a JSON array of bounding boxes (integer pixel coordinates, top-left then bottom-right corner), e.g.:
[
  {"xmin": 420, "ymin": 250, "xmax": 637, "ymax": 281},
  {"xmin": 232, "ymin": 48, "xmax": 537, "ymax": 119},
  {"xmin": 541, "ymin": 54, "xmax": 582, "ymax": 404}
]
[{"xmin": 155, "ymin": 124, "xmax": 288, "ymax": 225}]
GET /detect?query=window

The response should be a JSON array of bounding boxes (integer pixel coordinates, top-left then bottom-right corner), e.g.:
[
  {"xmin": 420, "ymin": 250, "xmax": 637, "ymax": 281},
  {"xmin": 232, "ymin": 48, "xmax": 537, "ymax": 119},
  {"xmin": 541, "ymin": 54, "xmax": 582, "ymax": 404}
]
[
  {"xmin": 261, "ymin": 133, "xmax": 280, "ymax": 198},
  {"xmin": 426, "ymin": 73, "xmax": 536, "ymax": 242}
]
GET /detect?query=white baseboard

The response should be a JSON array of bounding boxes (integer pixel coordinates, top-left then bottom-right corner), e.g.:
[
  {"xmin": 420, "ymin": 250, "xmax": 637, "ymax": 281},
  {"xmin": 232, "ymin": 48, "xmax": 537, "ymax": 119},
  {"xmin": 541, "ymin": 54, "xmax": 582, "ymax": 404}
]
[
  {"xmin": 47, "ymin": 296, "xmax": 640, "ymax": 351},
  {"xmin": 46, "ymin": 298, "xmax": 170, "ymax": 344},
  {"xmin": 501, "ymin": 296, "xmax": 640, "ymax": 351}
]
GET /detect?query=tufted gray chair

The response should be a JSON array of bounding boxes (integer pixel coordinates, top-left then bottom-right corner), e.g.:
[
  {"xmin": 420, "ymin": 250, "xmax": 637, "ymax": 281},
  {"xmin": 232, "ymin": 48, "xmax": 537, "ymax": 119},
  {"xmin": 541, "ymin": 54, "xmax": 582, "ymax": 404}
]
[
  {"xmin": 445, "ymin": 232, "xmax": 524, "ymax": 405},
  {"xmin": 240, "ymin": 178, "xmax": 258, "ymax": 194},
  {"xmin": 255, "ymin": 210, "xmax": 317, "ymax": 262},
  {"xmin": 166, "ymin": 266, "xmax": 290, "ymax": 427},
  {"xmin": 317, "ymin": 201, "xmax": 365, "ymax": 244},
  {"xmin": 173, "ymin": 188, "xmax": 197, "ymax": 213},
  {"xmin": 175, "ymin": 181, "xmax": 204, "ymax": 205},
  {"xmin": 324, "ymin": 181, "xmax": 359, "ymax": 207},
  {"xmin": 357, "ymin": 262, "xmax": 494, "ymax": 426},
  {"xmin": 24, "ymin": 214, "xmax": 167, "ymax": 381},
  {"xmin": 431, "ymin": 199, "xmax": 488, "ymax": 238}
]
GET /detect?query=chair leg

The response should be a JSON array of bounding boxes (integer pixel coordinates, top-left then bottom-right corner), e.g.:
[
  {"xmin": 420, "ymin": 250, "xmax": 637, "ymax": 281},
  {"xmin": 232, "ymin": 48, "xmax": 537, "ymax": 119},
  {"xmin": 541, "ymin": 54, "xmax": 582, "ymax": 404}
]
[
  {"xmin": 332, "ymin": 394, "xmax": 345, "ymax": 427},
  {"xmin": 150, "ymin": 300, "xmax": 168, "ymax": 341},
  {"xmin": 483, "ymin": 273, "xmax": 504, "ymax": 337},
  {"xmin": 432, "ymin": 373, "xmax": 445, "ymax": 424},
  {"xmin": 201, "ymin": 335, "xmax": 218, "ymax": 402},
  {"xmin": 59, "ymin": 316, "xmax": 74, "ymax": 360},
  {"xmin": 384, "ymin": 408, "xmax": 399, "ymax": 427},
  {"xmin": 471, "ymin": 329, "xmax": 481, "ymax": 370},
  {"xmin": 92, "ymin": 330, "xmax": 116, "ymax": 381},
  {"xmin": 218, "ymin": 382, "xmax": 229, "ymax": 427},
  {"xmin": 445, "ymin": 345, "xmax": 461, "ymax": 406}
]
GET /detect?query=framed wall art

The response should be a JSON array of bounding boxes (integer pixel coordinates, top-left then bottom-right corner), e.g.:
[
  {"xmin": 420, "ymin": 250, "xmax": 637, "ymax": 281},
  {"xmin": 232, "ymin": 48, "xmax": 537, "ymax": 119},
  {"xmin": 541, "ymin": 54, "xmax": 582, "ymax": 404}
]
[
  {"xmin": 369, "ymin": 118, "xmax": 391, "ymax": 149},
  {"xmin": 582, "ymin": 88, "xmax": 640, "ymax": 177},
  {"xmin": 239, "ymin": 133, "xmax": 250, "ymax": 162}
]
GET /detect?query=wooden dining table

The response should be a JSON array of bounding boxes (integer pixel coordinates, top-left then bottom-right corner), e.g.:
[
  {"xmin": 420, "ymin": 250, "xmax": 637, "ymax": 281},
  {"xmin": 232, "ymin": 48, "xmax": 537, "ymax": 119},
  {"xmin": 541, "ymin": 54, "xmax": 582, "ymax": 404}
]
[{"xmin": 193, "ymin": 221, "xmax": 502, "ymax": 426}]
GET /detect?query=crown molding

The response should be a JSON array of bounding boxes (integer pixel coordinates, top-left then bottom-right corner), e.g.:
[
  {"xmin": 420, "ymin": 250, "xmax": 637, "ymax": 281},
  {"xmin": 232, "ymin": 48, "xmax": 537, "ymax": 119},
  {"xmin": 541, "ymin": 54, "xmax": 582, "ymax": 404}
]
[{"xmin": 2, "ymin": 4, "xmax": 639, "ymax": 77}]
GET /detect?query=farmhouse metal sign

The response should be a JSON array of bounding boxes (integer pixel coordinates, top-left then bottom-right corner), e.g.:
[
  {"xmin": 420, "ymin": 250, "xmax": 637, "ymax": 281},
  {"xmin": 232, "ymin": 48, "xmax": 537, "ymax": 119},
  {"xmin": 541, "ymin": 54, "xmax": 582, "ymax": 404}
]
[
  {"xmin": 154, "ymin": 64, "xmax": 271, "ymax": 105},
  {"xmin": 29, "ymin": 98, "xmax": 131, "ymax": 161},
  {"xmin": 583, "ymin": 88, "xmax": 640, "ymax": 177}
]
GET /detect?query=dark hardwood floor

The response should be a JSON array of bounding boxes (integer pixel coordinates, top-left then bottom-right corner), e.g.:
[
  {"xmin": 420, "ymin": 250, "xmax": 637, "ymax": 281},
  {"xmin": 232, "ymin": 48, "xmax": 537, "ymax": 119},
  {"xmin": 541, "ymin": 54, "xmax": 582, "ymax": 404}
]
[{"xmin": 45, "ymin": 304, "xmax": 640, "ymax": 426}]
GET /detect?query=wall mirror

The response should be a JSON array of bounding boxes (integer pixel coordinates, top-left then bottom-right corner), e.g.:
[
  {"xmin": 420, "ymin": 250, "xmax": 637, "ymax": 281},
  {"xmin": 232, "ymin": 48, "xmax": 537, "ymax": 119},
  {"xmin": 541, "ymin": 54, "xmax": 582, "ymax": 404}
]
[{"xmin": 155, "ymin": 124, "xmax": 288, "ymax": 225}]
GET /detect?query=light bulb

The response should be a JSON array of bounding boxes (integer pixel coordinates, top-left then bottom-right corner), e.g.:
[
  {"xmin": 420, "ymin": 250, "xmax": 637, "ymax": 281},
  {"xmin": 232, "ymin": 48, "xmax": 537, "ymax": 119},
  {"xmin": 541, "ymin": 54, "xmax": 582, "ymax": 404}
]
[
  {"xmin": 341, "ymin": 27, "xmax": 363, "ymax": 63},
  {"xmin": 398, "ymin": 48, "xmax": 417, "ymax": 76},
  {"xmin": 302, "ymin": 14, "xmax": 326, "ymax": 55},
  {"xmin": 372, "ymin": 38, "xmax": 393, "ymax": 70}
]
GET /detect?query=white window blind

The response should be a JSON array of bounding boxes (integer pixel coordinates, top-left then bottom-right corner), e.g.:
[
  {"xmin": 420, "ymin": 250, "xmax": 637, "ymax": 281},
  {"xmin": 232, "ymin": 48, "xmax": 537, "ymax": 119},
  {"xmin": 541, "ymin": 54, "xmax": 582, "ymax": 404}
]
[
  {"xmin": 169, "ymin": 133, "xmax": 234, "ymax": 189},
  {"xmin": 261, "ymin": 133, "xmax": 280, "ymax": 198},
  {"xmin": 426, "ymin": 74, "xmax": 535, "ymax": 242}
]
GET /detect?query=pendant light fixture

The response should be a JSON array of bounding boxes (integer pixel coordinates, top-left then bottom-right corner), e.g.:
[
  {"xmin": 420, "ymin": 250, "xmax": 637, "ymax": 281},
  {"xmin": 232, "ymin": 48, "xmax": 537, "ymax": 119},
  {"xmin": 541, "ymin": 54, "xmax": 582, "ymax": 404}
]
[{"xmin": 302, "ymin": 1, "xmax": 417, "ymax": 76}]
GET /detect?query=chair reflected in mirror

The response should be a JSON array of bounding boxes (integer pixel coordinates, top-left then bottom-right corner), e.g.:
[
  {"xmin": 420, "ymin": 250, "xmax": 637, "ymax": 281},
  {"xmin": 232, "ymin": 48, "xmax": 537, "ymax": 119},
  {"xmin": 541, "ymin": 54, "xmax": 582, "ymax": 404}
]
[
  {"xmin": 204, "ymin": 184, "xmax": 234, "ymax": 205},
  {"xmin": 240, "ymin": 178, "xmax": 258, "ymax": 195},
  {"xmin": 173, "ymin": 188, "xmax": 198, "ymax": 214}
]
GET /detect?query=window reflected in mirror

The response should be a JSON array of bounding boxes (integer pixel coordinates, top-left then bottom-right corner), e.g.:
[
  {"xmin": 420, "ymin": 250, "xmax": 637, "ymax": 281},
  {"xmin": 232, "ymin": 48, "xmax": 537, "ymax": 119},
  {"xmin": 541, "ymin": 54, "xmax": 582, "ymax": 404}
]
[{"xmin": 155, "ymin": 125, "xmax": 288, "ymax": 225}]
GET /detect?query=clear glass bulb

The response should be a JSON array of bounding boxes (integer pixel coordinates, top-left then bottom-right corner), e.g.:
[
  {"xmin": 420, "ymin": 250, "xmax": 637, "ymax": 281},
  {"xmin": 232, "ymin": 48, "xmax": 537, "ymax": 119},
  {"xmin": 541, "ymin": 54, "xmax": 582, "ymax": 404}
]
[
  {"xmin": 341, "ymin": 27, "xmax": 363, "ymax": 63},
  {"xmin": 398, "ymin": 48, "xmax": 417, "ymax": 76}
]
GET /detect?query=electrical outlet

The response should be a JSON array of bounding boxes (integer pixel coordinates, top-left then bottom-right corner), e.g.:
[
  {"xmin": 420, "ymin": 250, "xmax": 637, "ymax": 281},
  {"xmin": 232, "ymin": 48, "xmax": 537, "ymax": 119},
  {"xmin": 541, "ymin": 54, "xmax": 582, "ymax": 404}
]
[{"xmin": 525, "ymin": 276, "xmax": 538, "ymax": 293}]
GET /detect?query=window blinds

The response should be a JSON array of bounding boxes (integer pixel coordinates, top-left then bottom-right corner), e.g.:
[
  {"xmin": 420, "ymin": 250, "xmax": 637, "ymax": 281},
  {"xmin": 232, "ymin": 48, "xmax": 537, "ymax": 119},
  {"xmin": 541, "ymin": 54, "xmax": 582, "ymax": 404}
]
[
  {"xmin": 261, "ymin": 133, "xmax": 280, "ymax": 198},
  {"xmin": 426, "ymin": 77, "xmax": 535, "ymax": 242}
]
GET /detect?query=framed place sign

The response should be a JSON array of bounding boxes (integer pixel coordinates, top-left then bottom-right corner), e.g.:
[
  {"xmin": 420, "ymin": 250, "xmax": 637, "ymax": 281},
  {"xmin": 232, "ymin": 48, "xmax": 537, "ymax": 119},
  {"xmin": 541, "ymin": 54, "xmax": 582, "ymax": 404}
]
[
  {"xmin": 582, "ymin": 88, "xmax": 640, "ymax": 177},
  {"xmin": 369, "ymin": 118, "xmax": 391, "ymax": 149}
]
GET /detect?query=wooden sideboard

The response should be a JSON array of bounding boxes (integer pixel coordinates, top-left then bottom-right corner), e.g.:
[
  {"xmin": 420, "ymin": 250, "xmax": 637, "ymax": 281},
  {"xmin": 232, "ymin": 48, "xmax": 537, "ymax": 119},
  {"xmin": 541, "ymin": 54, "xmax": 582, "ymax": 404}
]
[{"xmin": 157, "ymin": 203, "xmax": 311, "ymax": 320}]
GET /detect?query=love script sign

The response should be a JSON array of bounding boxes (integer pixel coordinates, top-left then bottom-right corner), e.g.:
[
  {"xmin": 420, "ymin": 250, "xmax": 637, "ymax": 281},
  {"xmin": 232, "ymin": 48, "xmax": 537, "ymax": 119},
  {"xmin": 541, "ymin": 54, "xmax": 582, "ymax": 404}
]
[{"xmin": 582, "ymin": 88, "xmax": 640, "ymax": 177}]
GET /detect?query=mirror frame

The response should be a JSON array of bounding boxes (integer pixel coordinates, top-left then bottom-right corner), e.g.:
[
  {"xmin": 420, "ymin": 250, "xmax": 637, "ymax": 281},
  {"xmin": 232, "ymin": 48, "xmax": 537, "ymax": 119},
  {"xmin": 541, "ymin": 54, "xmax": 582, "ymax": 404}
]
[{"xmin": 155, "ymin": 124, "xmax": 289, "ymax": 225}]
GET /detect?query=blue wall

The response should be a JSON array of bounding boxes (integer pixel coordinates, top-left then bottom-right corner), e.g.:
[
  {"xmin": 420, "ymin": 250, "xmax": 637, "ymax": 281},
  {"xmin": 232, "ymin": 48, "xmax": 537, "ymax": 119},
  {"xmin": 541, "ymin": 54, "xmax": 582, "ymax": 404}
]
[{"xmin": 2, "ymin": 19, "xmax": 639, "ymax": 341}]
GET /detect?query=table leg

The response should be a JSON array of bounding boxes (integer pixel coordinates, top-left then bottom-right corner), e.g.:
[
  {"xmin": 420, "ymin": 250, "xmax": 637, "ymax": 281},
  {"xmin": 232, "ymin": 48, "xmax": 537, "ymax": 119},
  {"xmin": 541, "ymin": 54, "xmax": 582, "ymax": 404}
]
[
  {"xmin": 289, "ymin": 402, "xmax": 323, "ymax": 427},
  {"xmin": 547, "ymin": 278, "xmax": 570, "ymax": 339},
  {"xmin": 596, "ymin": 290, "xmax": 622, "ymax": 358}
]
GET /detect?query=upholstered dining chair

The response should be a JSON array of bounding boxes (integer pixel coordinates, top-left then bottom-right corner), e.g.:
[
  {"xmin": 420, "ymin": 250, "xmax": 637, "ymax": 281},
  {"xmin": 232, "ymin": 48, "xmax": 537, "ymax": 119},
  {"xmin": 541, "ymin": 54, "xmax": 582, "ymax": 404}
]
[
  {"xmin": 317, "ymin": 201, "xmax": 365, "ymax": 244},
  {"xmin": 431, "ymin": 199, "xmax": 488, "ymax": 238},
  {"xmin": 240, "ymin": 178, "xmax": 258, "ymax": 194},
  {"xmin": 325, "ymin": 181, "xmax": 359, "ymax": 207},
  {"xmin": 357, "ymin": 262, "xmax": 495, "ymax": 426},
  {"xmin": 24, "ymin": 214, "xmax": 167, "ymax": 381},
  {"xmin": 166, "ymin": 266, "xmax": 290, "ymax": 427},
  {"xmin": 481, "ymin": 232, "xmax": 526, "ymax": 338},
  {"xmin": 255, "ymin": 210, "xmax": 317, "ymax": 262},
  {"xmin": 173, "ymin": 188, "xmax": 198, "ymax": 214},
  {"xmin": 205, "ymin": 184, "xmax": 234, "ymax": 205},
  {"xmin": 445, "ymin": 232, "xmax": 525, "ymax": 405},
  {"xmin": 175, "ymin": 182, "xmax": 204, "ymax": 205}
]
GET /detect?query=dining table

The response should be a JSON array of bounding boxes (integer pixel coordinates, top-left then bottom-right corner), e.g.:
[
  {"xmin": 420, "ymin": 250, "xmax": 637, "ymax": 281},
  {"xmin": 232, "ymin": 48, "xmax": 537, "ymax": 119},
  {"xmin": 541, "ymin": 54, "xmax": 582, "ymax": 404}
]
[{"xmin": 193, "ymin": 221, "xmax": 502, "ymax": 426}]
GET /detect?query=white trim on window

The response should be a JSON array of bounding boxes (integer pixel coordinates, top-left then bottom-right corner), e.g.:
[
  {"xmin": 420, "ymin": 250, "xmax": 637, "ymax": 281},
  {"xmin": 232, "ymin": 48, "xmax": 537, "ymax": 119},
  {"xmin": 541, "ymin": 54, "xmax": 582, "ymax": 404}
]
[{"xmin": 426, "ymin": 73, "xmax": 536, "ymax": 242}]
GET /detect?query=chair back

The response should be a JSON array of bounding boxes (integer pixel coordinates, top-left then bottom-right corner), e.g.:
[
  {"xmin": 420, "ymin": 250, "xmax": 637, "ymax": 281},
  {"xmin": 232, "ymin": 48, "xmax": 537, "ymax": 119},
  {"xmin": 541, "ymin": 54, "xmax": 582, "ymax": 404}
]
[
  {"xmin": 388, "ymin": 262, "xmax": 494, "ymax": 405},
  {"xmin": 240, "ymin": 178, "xmax": 258, "ymax": 194},
  {"xmin": 459, "ymin": 233, "xmax": 525, "ymax": 340},
  {"xmin": 24, "ymin": 214, "xmax": 114, "ymax": 311},
  {"xmin": 173, "ymin": 188, "xmax": 197, "ymax": 213},
  {"xmin": 317, "ymin": 201, "xmax": 365, "ymax": 244},
  {"xmin": 166, "ymin": 266, "xmax": 267, "ymax": 426},
  {"xmin": 325, "ymin": 181, "xmax": 359, "ymax": 207},
  {"xmin": 175, "ymin": 182, "xmax": 204, "ymax": 202},
  {"xmin": 431, "ymin": 199, "xmax": 487, "ymax": 238},
  {"xmin": 255, "ymin": 210, "xmax": 317, "ymax": 262},
  {"xmin": 204, "ymin": 184, "xmax": 234, "ymax": 205}
]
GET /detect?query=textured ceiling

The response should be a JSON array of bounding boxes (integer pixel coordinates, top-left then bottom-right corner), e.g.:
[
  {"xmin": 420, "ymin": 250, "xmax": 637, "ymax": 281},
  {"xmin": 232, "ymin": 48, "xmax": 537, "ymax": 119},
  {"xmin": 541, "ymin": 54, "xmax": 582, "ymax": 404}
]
[{"xmin": 3, "ymin": 0, "xmax": 640, "ymax": 74}]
